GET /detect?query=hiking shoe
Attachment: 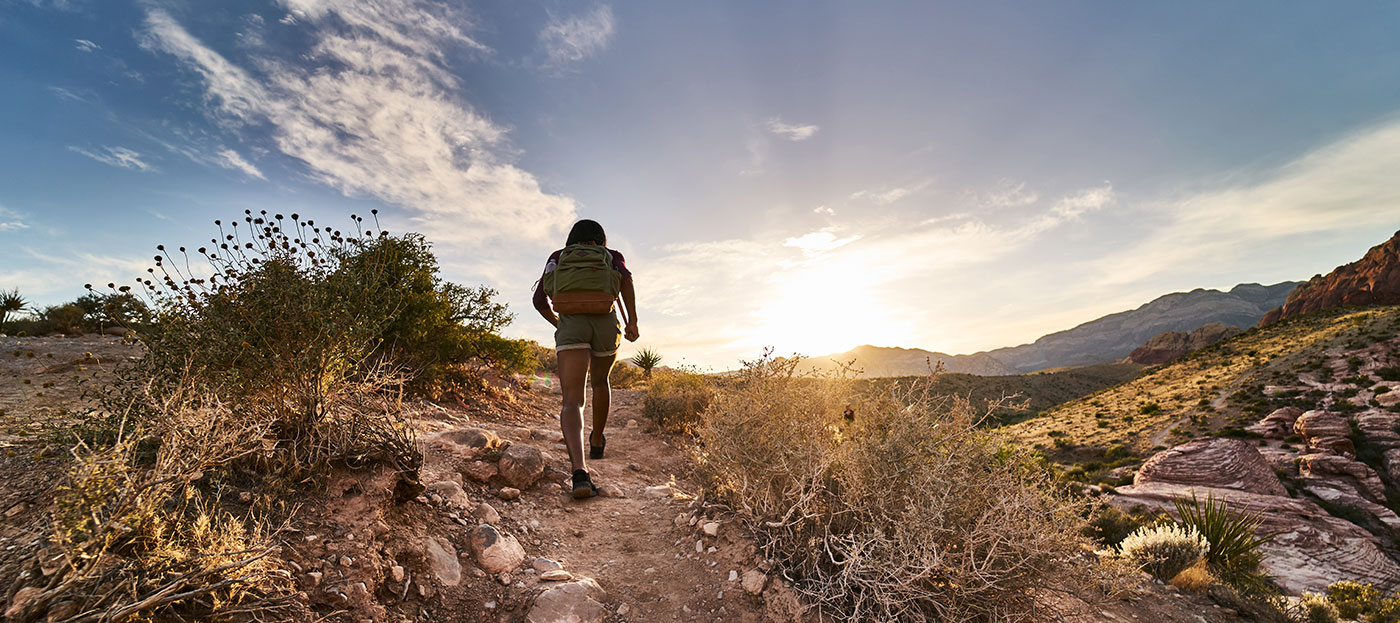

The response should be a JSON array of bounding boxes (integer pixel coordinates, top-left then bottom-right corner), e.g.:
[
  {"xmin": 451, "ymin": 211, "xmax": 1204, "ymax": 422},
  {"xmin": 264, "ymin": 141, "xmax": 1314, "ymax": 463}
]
[
  {"xmin": 571, "ymin": 469, "xmax": 598, "ymax": 499},
  {"xmin": 588, "ymin": 434, "xmax": 606, "ymax": 460}
]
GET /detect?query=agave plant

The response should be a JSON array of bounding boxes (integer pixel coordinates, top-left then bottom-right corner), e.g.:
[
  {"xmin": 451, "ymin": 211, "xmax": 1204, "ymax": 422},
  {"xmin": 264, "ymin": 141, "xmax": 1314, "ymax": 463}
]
[
  {"xmin": 1173, "ymin": 492, "xmax": 1274, "ymax": 584},
  {"xmin": 0, "ymin": 288, "xmax": 26, "ymax": 332},
  {"xmin": 630, "ymin": 347, "xmax": 662, "ymax": 377}
]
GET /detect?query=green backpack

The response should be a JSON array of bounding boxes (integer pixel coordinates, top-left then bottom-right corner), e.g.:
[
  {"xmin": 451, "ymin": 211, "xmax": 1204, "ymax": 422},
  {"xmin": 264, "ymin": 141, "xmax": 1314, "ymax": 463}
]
[{"xmin": 543, "ymin": 244, "xmax": 621, "ymax": 315}]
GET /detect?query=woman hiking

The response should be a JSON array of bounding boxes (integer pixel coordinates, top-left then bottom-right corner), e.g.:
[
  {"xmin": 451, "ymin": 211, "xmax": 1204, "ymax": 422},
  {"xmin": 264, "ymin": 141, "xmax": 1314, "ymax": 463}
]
[{"xmin": 533, "ymin": 219, "xmax": 640, "ymax": 499}]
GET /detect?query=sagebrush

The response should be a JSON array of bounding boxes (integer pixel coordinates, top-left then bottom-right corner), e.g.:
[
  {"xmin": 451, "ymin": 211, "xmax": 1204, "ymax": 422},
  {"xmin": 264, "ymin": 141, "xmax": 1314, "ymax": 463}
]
[{"xmin": 1117, "ymin": 523, "xmax": 1209, "ymax": 582}]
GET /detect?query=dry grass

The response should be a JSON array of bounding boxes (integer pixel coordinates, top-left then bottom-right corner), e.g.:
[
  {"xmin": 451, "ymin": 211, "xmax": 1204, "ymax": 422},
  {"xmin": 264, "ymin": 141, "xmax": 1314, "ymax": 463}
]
[
  {"xmin": 1171, "ymin": 561, "xmax": 1215, "ymax": 593},
  {"xmin": 642, "ymin": 368, "xmax": 716, "ymax": 433},
  {"xmin": 691, "ymin": 354, "xmax": 1125, "ymax": 622}
]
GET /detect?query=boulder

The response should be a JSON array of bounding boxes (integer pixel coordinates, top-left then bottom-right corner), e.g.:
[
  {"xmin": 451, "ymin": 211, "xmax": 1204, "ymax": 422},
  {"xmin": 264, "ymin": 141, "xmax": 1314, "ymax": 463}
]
[
  {"xmin": 463, "ymin": 460, "xmax": 498, "ymax": 483},
  {"xmin": 1112, "ymin": 482, "xmax": 1400, "ymax": 593},
  {"xmin": 1377, "ymin": 391, "xmax": 1400, "ymax": 408},
  {"xmin": 1355, "ymin": 413, "xmax": 1400, "ymax": 449},
  {"xmin": 1294, "ymin": 411, "xmax": 1351, "ymax": 441},
  {"xmin": 1297, "ymin": 453, "xmax": 1388, "ymax": 502},
  {"xmin": 427, "ymin": 427, "xmax": 501, "ymax": 461},
  {"xmin": 499, "ymin": 444, "xmax": 545, "ymax": 489},
  {"xmin": 469, "ymin": 524, "xmax": 525, "ymax": 574},
  {"xmin": 1385, "ymin": 448, "xmax": 1400, "ymax": 484},
  {"xmin": 1249, "ymin": 406, "xmax": 1304, "ymax": 439},
  {"xmin": 526, "ymin": 577, "xmax": 607, "ymax": 623},
  {"xmin": 1134, "ymin": 437, "xmax": 1287, "ymax": 496},
  {"xmin": 424, "ymin": 537, "xmax": 461, "ymax": 586},
  {"xmin": 475, "ymin": 502, "xmax": 500, "ymax": 524}
]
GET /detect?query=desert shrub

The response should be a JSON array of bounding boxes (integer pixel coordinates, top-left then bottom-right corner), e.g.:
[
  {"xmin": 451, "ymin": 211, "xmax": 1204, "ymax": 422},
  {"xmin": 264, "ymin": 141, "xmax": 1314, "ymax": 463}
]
[
  {"xmin": 1174, "ymin": 493, "xmax": 1273, "ymax": 590},
  {"xmin": 1117, "ymin": 523, "xmax": 1209, "ymax": 581},
  {"xmin": 1295, "ymin": 593, "xmax": 1340, "ymax": 623},
  {"xmin": 1083, "ymin": 504, "xmax": 1158, "ymax": 548},
  {"xmin": 610, "ymin": 361, "xmax": 644, "ymax": 389},
  {"xmin": 630, "ymin": 347, "xmax": 663, "ymax": 377},
  {"xmin": 1370, "ymin": 596, "xmax": 1400, "ymax": 623},
  {"xmin": 74, "ymin": 291, "xmax": 151, "ymax": 332},
  {"xmin": 1171, "ymin": 561, "xmax": 1213, "ymax": 593},
  {"xmin": 0, "ymin": 287, "xmax": 26, "ymax": 332},
  {"xmin": 642, "ymin": 368, "xmax": 715, "ymax": 432},
  {"xmin": 1138, "ymin": 402, "xmax": 1161, "ymax": 415},
  {"xmin": 39, "ymin": 303, "xmax": 87, "ymax": 335},
  {"xmin": 1378, "ymin": 367, "xmax": 1400, "ymax": 382},
  {"xmin": 1327, "ymin": 580, "xmax": 1380, "ymax": 619},
  {"xmin": 691, "ymin": 353, "xmax": 1110, "ymax": 621},
  {"xmin": 529, "ymin": 340, "xmax": 558, "ymax": 373}
]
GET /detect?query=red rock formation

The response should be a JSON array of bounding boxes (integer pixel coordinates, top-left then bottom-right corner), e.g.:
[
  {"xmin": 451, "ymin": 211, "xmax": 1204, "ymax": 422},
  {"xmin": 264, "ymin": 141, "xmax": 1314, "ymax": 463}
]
[
  {"xmin": 1294, "ymin": 411, "xmax": 1356, "ymax": 457},
  {"xmin": 1260, "ymin": 230, "xmax": 1400, "ymax": 326},
  {"xmin": 1249, "ymin": 406, "xmax": 1304, "ymax": 439},
  {"xmin": 1134, "ymin": 437, "xmax": 1288, "ymax": 496},
  {"xmin": 1127, "ymin": 323, "xmax": 1243, "ymax": 365}
]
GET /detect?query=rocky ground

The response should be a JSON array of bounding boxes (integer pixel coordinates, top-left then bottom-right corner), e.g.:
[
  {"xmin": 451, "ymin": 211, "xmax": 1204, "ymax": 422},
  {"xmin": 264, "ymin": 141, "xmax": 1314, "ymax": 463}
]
[{"xmin": 0, "ymin": 336, "xmax": 1273, "ymax": 622}]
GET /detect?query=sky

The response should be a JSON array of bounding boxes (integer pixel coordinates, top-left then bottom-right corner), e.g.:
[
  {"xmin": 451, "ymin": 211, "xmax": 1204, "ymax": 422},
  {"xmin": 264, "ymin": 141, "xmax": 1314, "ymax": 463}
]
[{"xmin": 3, "ymin": 1, "xmax": 1400, "ymax": 369}]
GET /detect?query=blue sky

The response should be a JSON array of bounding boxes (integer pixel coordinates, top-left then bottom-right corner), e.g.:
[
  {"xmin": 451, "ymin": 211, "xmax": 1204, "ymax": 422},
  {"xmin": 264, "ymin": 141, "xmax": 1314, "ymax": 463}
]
[{"xmin": 3, "ymin": 1, "xmax": 1400, "ymax": 368}]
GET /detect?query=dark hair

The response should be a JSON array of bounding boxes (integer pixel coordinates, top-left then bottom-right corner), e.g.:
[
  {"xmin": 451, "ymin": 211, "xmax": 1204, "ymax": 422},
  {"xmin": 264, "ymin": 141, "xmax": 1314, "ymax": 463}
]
[{"xmin": 566, "ymin": 219, "xmax": 606, "ymax": 246}]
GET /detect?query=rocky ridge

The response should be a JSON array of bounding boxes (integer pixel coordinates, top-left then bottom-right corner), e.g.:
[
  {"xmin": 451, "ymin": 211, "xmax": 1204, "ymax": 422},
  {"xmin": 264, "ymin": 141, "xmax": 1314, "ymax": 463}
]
[
  {"xmin": 1261, "ymin": 230, "xmax": 1400, "ymax": 326},
  {"xmin": 1126, "ymin": 322, "xmax": 1243, "ymax": 365}
]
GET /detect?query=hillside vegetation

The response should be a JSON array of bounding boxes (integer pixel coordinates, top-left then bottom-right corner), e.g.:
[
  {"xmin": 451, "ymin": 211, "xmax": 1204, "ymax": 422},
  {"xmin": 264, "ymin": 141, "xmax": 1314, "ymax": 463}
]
[{"xmin": 1008, "ymin": 305, "xmax": 1400, "ymax": 459}]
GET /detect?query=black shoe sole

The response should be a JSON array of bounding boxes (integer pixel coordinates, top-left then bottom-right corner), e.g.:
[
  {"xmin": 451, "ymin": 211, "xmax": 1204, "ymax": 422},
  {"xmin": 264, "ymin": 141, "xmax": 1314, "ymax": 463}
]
[{"xmin": 572, "ymin": 482, "xmax": 598, "ymax": 499}]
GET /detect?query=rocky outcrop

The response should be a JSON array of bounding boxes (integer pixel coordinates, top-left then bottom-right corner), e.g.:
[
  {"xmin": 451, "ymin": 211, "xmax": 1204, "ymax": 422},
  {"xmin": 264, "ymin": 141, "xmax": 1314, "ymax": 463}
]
[
  {"xmin": 1113, "ymin": 481, "xmax": 1400, "ymax": 593},
  {"xmin": 1127, "ymin": 322, "xmax": 1243, "ymax": 365},
  {"xmin": 1134, "ymin": 437, "xmax": 1287, "ymax": 496},
  {"xmin": 1294, "ymin": 411, "xmax": 1356, "ymax": 457},
  {"xmin": 1249, "ymin": 406, "xmax": 1304, "ymax": 439},
  {"xmin": 1298, "ymin": 453, "xmax": 1388, "ymax": 503},
  {"xmin": 1261, "ymin": 230, "xmax": 1400, "ymax": 326}
]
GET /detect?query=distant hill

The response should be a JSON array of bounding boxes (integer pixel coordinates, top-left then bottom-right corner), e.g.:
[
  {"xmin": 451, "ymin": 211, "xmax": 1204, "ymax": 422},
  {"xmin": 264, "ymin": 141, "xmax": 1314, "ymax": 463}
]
[
  {"xmin": 984, "ymin": 282, "xmax": 1299, "ymax": 373},
  {"xmin": 1261, "ymin": 229, "xmax": 1400, "ymax": 326},
  {"xmin": 1126, "ymin": 322, "xmax": 1242, "ymax": 365},
  {"xmin": 802, "ymin": 344, "xmax": 1018, "ymax": 377}
]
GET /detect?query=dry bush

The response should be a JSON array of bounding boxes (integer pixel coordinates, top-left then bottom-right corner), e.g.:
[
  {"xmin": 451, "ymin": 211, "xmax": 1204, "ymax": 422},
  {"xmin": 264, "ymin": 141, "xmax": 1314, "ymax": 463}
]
[
  {"xmin": 1170, "ymin": 561, "xmax": 1214, "ymax": 593},
  {"xmin": 1117, "ymin": 523, "xmax": 1209, "ymax": 582},
  {"xmin": 10, "ymin": 391, "xmax": 300, "ymax": 622},
  {"xmin": 691, "ymin": 353, "xmax": 1114, "ymax": 622},
  {"xmin": 642, "ymin": 368, "xmax": 716, "ymax": 433},
  {"xmin": 610, "ymin": 361, "xmax": 644, "ymax": 389}
]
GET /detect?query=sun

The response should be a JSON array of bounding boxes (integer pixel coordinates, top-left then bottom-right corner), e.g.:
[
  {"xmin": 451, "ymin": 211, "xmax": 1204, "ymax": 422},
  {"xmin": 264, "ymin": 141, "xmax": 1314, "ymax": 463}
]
[{"xmin": 743, "ymin": 256, "xmax": 916, "ymax": 357}]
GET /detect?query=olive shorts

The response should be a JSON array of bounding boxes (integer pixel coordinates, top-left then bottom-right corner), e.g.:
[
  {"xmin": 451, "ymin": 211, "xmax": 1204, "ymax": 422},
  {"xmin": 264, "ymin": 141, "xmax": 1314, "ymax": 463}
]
[{"xmin": 555, "ymin": 312, "xmax": 621, "ymax": 357}]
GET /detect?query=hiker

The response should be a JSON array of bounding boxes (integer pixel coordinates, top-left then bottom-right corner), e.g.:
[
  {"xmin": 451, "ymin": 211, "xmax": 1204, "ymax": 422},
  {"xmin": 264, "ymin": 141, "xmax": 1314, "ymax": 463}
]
[{"xmin": 533, "ymin": 219, "xmax": 640, "ymax": 499}]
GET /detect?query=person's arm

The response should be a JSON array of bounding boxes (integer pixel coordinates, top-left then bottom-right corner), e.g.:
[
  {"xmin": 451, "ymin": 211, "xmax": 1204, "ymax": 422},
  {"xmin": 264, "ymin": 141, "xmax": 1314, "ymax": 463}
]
[
  {"xmin": 533, "ymin": 276, "xmax": 558, "ymax": 328},
  {"xmin": 621, "ymin": 275, "xmax": 639, "ymax": 342}
]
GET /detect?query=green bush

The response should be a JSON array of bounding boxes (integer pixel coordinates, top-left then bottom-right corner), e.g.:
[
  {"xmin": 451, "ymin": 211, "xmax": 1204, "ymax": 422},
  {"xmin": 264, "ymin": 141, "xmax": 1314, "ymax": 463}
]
[
  {"xmin": 1370, "ymin": 596, "xmax": 1400, "ymax": 623},
  {"xmin": 1327, "ymin": 580, "xmax": 1380, "ymax": 619},
  {"xmin": 1139, "ymin": 402, "xmax": 1162, "ymax": 415},
  {"xmin": 1083, "ymin": 504, "xmax": 1156, "ymax": 548},
  {"xmin": 1174, "ymin": 493, "xmax": 1273, "ymax": 591},
  {"xmin": 642, "ymin": 368, "xmax": 714, "ymax": 432},
  {"xmin": 1117, "ymin": 523, "xmax": 1209, "ymax": 581},
  {"xmin": 610, "ymin": 361, "xmax": 644, "ymax": 389}
]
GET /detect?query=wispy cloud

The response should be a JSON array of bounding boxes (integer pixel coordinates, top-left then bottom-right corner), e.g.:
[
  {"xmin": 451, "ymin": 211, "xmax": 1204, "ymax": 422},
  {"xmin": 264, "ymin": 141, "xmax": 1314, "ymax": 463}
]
[
  {"xmin": 74, "ymin": 38, "xmax": 100, "ymax": 52},
  {"xmin": 850, "ymin": 179, "xmax": 933, "ymax": 205},
  {"xmin": 540, "ymin": 5, "xmax": 615, "ymax": 70},
  {"xmin": 0, "ymin": 204, "xmax": 28, "ymax": 232},
  {"xmin": 140, "ymin": 2, "xmax": 575, "ymax": 252},
  {"xmin": 214, "ymin": 148, "xmax": 265, "ymax": 179},
  {"xmin": 67, "ymin": 145, "xmax": 155, "ymax": 172},
  {"xmin": 765, "ymin": 116, "xmax": 820, "ymax": 142}
]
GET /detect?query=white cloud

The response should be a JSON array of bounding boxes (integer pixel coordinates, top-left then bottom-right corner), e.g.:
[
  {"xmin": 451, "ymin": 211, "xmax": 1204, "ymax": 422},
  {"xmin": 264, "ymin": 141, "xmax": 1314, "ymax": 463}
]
[
  {"xmin": 74, "ymin": 39, "xmax": 100, "ymax": 52},
  {"xmin": 214, "ymin": 148, "xmax": 265, "ymax": 179},
  {"xmin": 1095, "ymin": 118, "xmax": 1400, "ymax": 285},
  {"xmin": 0, "ymin": 204, "xmax": 27, "ymax": 232},
  {"xmin": 850, "ymin": 179, "xmax": 932, "ymax": 205},
  {"xmin": 140, "ymin": 3, "xmax": 575, "ymax": 250},
  {"xmin": 765, "ymin": 117, "xmax": 820, "ymax": 142},
  {"xmin": 540, "ymin": 5, "xmax": 615, "ymax": 69},
  {"xmin": 67, "ymin": 145, "xmax": 155, "ymax": 172},
  {"xmin": 783, "ymin": 229, "xmax": 860, "ymax": 255},
  {"xmin": 813, "ymin": 206, "xmax": 835, "ymax": 216}
]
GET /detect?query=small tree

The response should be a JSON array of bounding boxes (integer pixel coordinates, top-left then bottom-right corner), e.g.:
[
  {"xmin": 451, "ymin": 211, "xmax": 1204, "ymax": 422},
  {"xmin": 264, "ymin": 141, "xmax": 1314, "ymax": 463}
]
[
  {"xmin": 0, "ymin": 288, "xmax": 25, "ymax": 332},
  {"xmin": 630, "ymin": 347, "xmax": 663, "ymax": 378}
]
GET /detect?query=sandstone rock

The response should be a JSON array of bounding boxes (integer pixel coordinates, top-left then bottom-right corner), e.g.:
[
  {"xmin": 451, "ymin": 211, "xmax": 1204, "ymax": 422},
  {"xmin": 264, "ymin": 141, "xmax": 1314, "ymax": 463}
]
[
  {"xmin": 463, "ymin": 460, "xmax": 498, "ymax": 483},
  {"xmin": 498, "ymin": 487, "xmax": 521, "ymax": 501},
  {"xmin": 390, "ymin": 565, "xmax": 405, "ymax": 583},
  {"xmin": 598, "ymin": 484, "xmax": 625, "ymax": 498},
  {"xmin": 1356, "ymin": 413, "xmax": 1400, "ymax": 448},
  {"xmin": 1294, "ymin": 411, "xmax": 1350, "ymax": 441},
  {"xmin": 1113, "ymin": 481, "xmax": 1400, "ymax": 593},
  {"xmin": 526, "ymin": 578, "xmax": 607, "ymax": 623},
  {"xmin": 1385, "ymin": 448, "xmax": 1400, "ymax": 483},
  {"xmin": 470, "ymin": 524, "xmax": 525, "ymax": 574},
  {"xmin": 540, "ymin": 569, "xmax": 573, "ymax": 581},
  {"xmin": 1297, "ymin": 453, "xmax": 1387, "ymax": 502},
  {"xmin": 499, "ymin": 444, "xmax": 546, "ymax": 489},
  {"xmin": 1134, "ymin": 437, "xmax": 1287, "ymax": 496},
  {"xmin": 741, "ymin": 570, "xmax": 767, "ymax": 595},
  {"xmin": 424, "ymin": 537, "xmax": 461, "ymax": 586},
  {"xmin": 1249, "ymin": 406, "xmax": 1304, "ymax": 439},
  {"xmin": 4, "ymin": 587, "xmax": 43, "ymax": 620},
  {"xmin": 1260, "ymin": 231, "xmax": 1400, "ymax": 327},
  {"xmin": 427, "ymin": 480, "xmax": 471, "ymax": 507},
  {"xmin": 1377, "ymin": 391, "xmax": 1400, "ymax": 408},
  {"xmin": 307, "ymin": 571, "xmax": 323, "ymax": 587},
  {"xmin": 1303, "ymin": 482, "xmax": 1400, "ymax": 539},
  {"xmin": 643, "ymin": 485, "xmax": 673, "ymax": 498},
  {"xmin": 702, "ymin": 521, "xmax": 720, "ymax": 537},
  {"xmin": 475, "ymin": 502, "xmax": 501, "ymax": 524},
  {"xmin": 1127, "ymin": 323, "xmax": 1242, "ymax": 365},
  {"xmin": 532, "ymin": 557, "xmax": 563, "ymax": 573},
  {"xmin": 427, "ymin": 427, "xmax": 501, "ymax": 461}
]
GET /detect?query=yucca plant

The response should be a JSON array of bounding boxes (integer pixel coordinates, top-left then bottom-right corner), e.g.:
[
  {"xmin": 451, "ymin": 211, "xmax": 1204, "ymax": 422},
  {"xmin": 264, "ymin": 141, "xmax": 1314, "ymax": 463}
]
[
  {"xmin": 630, "ymin": 347, "xmax": 663, "ymax": 378},
  {"xmin": 0, "ymin": 287, "xmax": 26, "ymax": 332},
  {"xmin": 1173, "ymin": 492, "xmax": 1273, "ymax": 584}
]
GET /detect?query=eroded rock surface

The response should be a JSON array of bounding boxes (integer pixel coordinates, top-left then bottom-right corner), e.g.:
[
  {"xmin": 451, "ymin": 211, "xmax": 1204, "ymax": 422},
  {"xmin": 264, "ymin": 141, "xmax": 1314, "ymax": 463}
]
[
  {"xmin": 526, "ymin": 577, "xmax": 607, "ymax": 623},
  {"xmin": 499, "ymin": 443, "xmax": 546, "ymax": 489},
  {"xmin": 1134, "ymin": 437, "xmax": 1287, "ymax": 496},
  {"xmin": 1249, "ymin": 406, "xmax": 1303, "ymax": 439},
  {"xmin": 470, "ymin": 524, "xmax": 525, "ymax": 574}
]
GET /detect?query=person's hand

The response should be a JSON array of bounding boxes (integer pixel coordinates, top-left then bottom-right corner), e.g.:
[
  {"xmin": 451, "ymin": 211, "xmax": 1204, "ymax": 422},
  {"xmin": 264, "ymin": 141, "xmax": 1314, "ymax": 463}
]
[{"xmin": 624, "ymin": 322, "xmax": 640, "ymax": 342}]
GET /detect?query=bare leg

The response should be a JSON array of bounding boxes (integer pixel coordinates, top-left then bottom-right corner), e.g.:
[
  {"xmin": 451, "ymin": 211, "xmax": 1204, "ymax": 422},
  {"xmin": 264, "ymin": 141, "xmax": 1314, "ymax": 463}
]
[
  {"xmin": 557, "ymin": 349, "xmax": 591, "ymax": 473},
  {"xmin": 589, "ymin": 354, "xmax": 616, "ymax": 447}
]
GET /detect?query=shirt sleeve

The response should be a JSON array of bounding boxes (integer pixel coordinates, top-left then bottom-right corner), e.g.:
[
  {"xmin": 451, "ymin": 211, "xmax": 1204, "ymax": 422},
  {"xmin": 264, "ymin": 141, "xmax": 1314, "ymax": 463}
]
[
  {"xmin": 609, "ymin": 249, "xmax": 633, "ymax": 278},
  {"xmin": 532, "ymin": 250, "xmax": 562, "ymax": 310}
]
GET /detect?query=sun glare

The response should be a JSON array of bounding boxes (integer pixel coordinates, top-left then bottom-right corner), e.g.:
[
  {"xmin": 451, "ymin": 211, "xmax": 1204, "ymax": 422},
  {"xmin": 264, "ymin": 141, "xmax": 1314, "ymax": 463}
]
[{"xmin": 744, "ymin": 254, "xmax": 915, "ymax": 357}]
